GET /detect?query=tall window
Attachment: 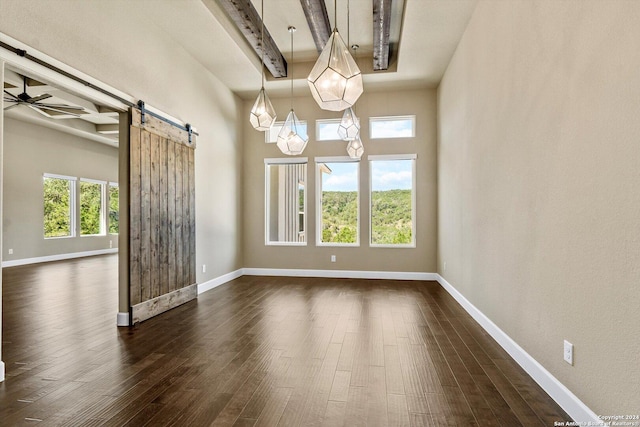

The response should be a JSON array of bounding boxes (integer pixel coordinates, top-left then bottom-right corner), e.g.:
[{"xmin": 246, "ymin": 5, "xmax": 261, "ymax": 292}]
[
  {"xmin": 316, "ymin": 158, "xmax": 359, "ymax": 245},
  {"xmin": 109, "ymin": 183, "xmax": 119, "ymax": 234},
  {"xmin": 80, "ymin": 179, "xmax": 105, "ymax": 236},
  {"xmin": 265, "ymin": 158, "xmax": 307, "ymax": 245},
  {"xmin": 369, "ymin": 155, "xmax": 416, "ymax": 247},
  {"xmin": 43, "ymin": 174, "xmax": 75, "ymax": 238}
]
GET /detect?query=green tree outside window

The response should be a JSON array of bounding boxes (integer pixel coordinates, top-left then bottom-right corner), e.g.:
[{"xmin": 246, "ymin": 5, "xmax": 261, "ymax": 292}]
[
  {"xmin": 43, "ymin": 177, "xmax": 72, "ymax": 238},
  {"xmin": 109, "ymin": 184, "xmax": 119, "ymax": 234},
  {"xmin": 80, "ymin": 181, "xmax": 103, "ymax": 235}
]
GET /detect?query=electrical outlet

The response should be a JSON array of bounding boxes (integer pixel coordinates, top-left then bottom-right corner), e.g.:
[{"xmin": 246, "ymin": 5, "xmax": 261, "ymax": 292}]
[
  {"xmin": 202, "ymin": 264, "xmax": 206, "ymax": 273},
  {"xmin": 443, "ymin": 261, "xmax": 446, "ymax": 271},
  {"xmin": 109, "ymin": 240, "xmax": 113, "ymax": 249},
  {"xmin": 331, "ymin": 255, "xmax": 336, "ymax": 262},
  {"xmin": 564, "ymin": 340, "xmax": 573, "ymax": 365},
  {"xmin": 8, "ymin": 248, "xmax": 13, "ymax": 255}
]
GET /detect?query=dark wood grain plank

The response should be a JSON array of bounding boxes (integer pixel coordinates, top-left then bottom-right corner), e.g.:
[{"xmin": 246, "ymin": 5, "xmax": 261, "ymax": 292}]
[
  {"xmin": 159, "ymin": 135, "xmax": 169, "ymax": 296},
  {"xmin": 174, "ymin": 142, "xmax": 183, "ymax": 291},
  {"xmin": 388, "ymin": 393, "xmax": 411, "ymax": 427},
  {"xmin": 188, "ymin": 146, "xmax": 196, "ymax": 286},
  {"xmin": 181, "ymin": 144, "xmax": 190, "ymax": 288},
  {"xmin": 1, "ymin": 270, "xmax": 572, "ymax": 426},
  {"xmin": 129, "ymin": 126, "xmax": 142, "ymax": 306},
  {"xmin": 139, "ymin": 128, "xmax": 152, "ymax": 303},
  {"xmin": 166, "ymin": 139, "xmax": 176, "ymax": 292}
]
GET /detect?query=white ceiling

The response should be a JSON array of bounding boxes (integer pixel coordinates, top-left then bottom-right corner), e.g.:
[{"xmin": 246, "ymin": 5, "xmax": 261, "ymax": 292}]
[
  {"xmin": 2, "ymin": 0, "xmax": 478, "ymax": 144},
  {"xmin": 3, "ymin": 68, "xmax": 120, "ymax": 146},
  {"xmin": 195, "ymin": 0, "xmax": 479, "ymax": 99}
]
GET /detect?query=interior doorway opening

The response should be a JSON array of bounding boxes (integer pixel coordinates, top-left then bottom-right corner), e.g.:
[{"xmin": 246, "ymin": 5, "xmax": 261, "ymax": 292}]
[{"xmin": 1, "ymin": 56, "xmax": 129, "ymax": 382}]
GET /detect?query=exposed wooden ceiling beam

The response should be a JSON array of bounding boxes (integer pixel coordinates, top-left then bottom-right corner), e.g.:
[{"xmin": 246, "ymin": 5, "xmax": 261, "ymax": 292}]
[
  {"xmin": 217, "ymin": 0, "xmax": 288, "ymax": 78},
  {"xmin": 300, "ymin": 0, "xmax": 332, "ymax": 52},
  {"xmin": 373, "ymin": 0, "xmax": 392, "ymax": 71}
]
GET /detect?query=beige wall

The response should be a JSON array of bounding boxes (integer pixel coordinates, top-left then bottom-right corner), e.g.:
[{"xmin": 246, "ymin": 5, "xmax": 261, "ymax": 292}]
[
  {"xmin": 438, "ymin": 0, "xmax": 640, "ymax": 415},
  {"xmin": 3, "ymin": 118, "xmax": 118, "ymax": 261},
  {"xmin": 243, "ymin": 89, "xmax": 437, "ymax": 272},
  {"xmin": 0, "ymin": 0, "xmax": 244, "ymax": 281}
]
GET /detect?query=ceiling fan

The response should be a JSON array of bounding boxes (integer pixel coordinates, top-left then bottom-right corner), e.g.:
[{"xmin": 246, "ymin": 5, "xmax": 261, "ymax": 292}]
[{"xmin": 3, "ymin": 76, "xmax": 87, "ymax": 118}]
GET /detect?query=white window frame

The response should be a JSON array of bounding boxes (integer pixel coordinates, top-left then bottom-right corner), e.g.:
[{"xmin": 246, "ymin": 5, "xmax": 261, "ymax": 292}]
[
  {"xmin": 43, "ymin": 173, "xmax": 77, "ymax": 239},
  {"xmin": 79, "ymin": 177, "xmax": 107, "ymax": 236},
  {"xmin": 315, "ymin": 156, "xmax": 360, "ymax": 247},
  {"xmin": 369, "ymin": 115, "xmax": 416, "ymax": 139},
  {"xmin": 264, "ymin": 157, "xmax": 308, "ymax": 246},
  {"xmin": 265, "ymin": 120, "xmax": 309, "ymax": 144},
  {"xmin": 368, "ymin": 154, "xmax": 417, "ymax": 248},
  {"xmin": 315, "ymin": 118, "xmax": 342, "ymax": 141},
  {"xmin": 108, "ymin": 182, "xmax": 119, "ymax": 235}
]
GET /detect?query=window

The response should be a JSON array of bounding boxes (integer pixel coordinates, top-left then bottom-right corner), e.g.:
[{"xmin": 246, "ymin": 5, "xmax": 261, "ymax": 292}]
[
  {"xmin": 109, "ymin": 183, "xmax": 119, "ymax": 234},
  {"xmin": 80, "ymin": 179, "xmax": 106, "ymax": 236},
  {"xmin": 43, "ymin": 174, "xmax": 76, "ymax": 238},
  {"xmin": 316, "ymin": 157, "xmax": 359, "ymax": 246},
  {"xmin": 316, "ymin": 119, "xmax": 341, "ymax": 141},
  {"xmin": 266, "ymin": 120, "xmax": 308, "ymax": 143},
  {"xmin": 369, "ymin": 115, "xmax": 415, "ymax": 139},
  {"xmin": 265, "ymin": 158, "xmax": 307, "ymax": 245},
  {"xmin": 369, "ymin": 155, "xmax": 416, "ymax": 247}
]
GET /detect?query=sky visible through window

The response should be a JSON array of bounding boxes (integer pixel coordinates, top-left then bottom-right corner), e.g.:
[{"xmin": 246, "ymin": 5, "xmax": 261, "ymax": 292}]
[
  {"xmin": 371, "ymin": 160, "xmax": 412, "ymax": 191},
  {"xmin": 370, "ymin": 117, "xmax": 414, "ymax": 138},
  {"xmin": 317, "ymin": 120, "xmax": 341, "ymax": 141},
  {"xmin": 322, "ymin": 161, "xmax": 412, "ymax": 191},
  {"xmin": 322, "ymin": 162, "xmax": 358, "ymax": 191}
]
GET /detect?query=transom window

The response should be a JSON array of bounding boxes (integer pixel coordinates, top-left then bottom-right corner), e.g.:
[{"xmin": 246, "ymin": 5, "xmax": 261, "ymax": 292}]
[
  {"xmin": 266, "ymin": 121, "xmax": 308, "ymax": 144},
  {"xmin": 369, "ymin": 115, "xmax": 415, "ymax": 139},
  {"xmin": 315, "ymin": 118, "xmax": 342, "ymax": 141}
]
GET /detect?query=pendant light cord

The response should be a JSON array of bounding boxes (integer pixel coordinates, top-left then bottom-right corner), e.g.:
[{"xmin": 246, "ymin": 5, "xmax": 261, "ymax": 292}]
[
  {"xmin": 347, "ymin": 0, "xmax": 350, "ymax": 47},
  {"xmin": 334, "ymin": 0, "xmax": 337, "ymax": 31},
  {"xmin": 289, "ymin": 26, "xmax": 295, "ymax": 111},
  {"xmin": 261, "ymin": 0, "xmax": 265, "ymax": 88}
]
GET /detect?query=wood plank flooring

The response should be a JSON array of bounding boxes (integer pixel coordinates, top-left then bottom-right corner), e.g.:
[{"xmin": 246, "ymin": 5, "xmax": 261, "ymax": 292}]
[{"xmin": 1, "ymin": 255, "xmax": 572, "ymax": 426}]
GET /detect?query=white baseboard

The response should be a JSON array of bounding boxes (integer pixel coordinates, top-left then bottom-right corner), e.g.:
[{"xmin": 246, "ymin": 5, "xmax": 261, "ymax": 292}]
[
  {"xmin": 0, "ymin": 361, "xmax": 4, "ymax": 383},
  {"xmin": 243, "ymin": 268, "xmax": 438, "ymax": 281},
  {"xmin": 116, "ymin": 312, "xmax": 130, "ymax": 327},
  {"xmin": 2, "ymin": 248, "xmax": 118, "ymax": 268},
  {"xmin": 197, "ymin": 269, "xmax": 244, "ymax": 294},
  {"xmin": 436, "ymin": 274, "xmax": 599, "ymax": 424}
]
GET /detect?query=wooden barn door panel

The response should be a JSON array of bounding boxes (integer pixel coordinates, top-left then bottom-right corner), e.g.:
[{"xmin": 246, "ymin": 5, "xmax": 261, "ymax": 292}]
[{"xmin": 129, "ymin": 109, "xmax": 196, "ymax": 323}]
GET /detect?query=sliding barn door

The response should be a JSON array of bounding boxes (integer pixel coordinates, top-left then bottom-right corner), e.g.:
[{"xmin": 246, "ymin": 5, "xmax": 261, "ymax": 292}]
[{"xmin": 129, "ymin": 109, "xmax": 196, "ymax": 323}]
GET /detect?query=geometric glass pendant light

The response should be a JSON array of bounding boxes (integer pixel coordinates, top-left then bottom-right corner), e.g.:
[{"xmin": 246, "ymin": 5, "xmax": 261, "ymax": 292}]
[
  {"xmin": 307, "ymin": 0, "xmax": 363, "ymax": 112},
  {"xmin": 346, "ymin": 135, "xmax": 364, "ymax": 159},
  {"xmin": 249, "ymin": 0, "xmax": 276, "ymax": 131},
  {"xmin": 277, "ymin": 26, "xmax": 308, "ymax": 156},
  {"xmin": 250, "ymin": 87, "xmax": 277, "ymax": 131},
  {"xmin": 338, "ymin": 105, "xmax": 360, "ymax": 141}
]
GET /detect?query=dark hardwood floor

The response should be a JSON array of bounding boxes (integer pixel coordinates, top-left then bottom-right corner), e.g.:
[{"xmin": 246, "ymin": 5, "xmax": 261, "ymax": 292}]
[{"xmin": 1, "ymin": 254, "xmax": 571, "ymax": 426}]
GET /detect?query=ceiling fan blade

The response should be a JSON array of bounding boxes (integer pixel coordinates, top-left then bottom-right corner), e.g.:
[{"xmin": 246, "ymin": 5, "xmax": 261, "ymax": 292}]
[
  {"xmin": 35, "ymin": 103, "xmax": 85, "ymax": 112},
  {"xmin": 28, "ymin": 94, "xmax": 53, "ymax": 103},
  {"xmin": 3, "ymin": 90, "xmax": 19, "ymax": 101},
  {"xmin": 31, "ymin": 105, "xmax": 83, "ymax": 117},
  {"xmin": 3, "ymin": 103, "xmax": 20, "ymax": 111}
]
